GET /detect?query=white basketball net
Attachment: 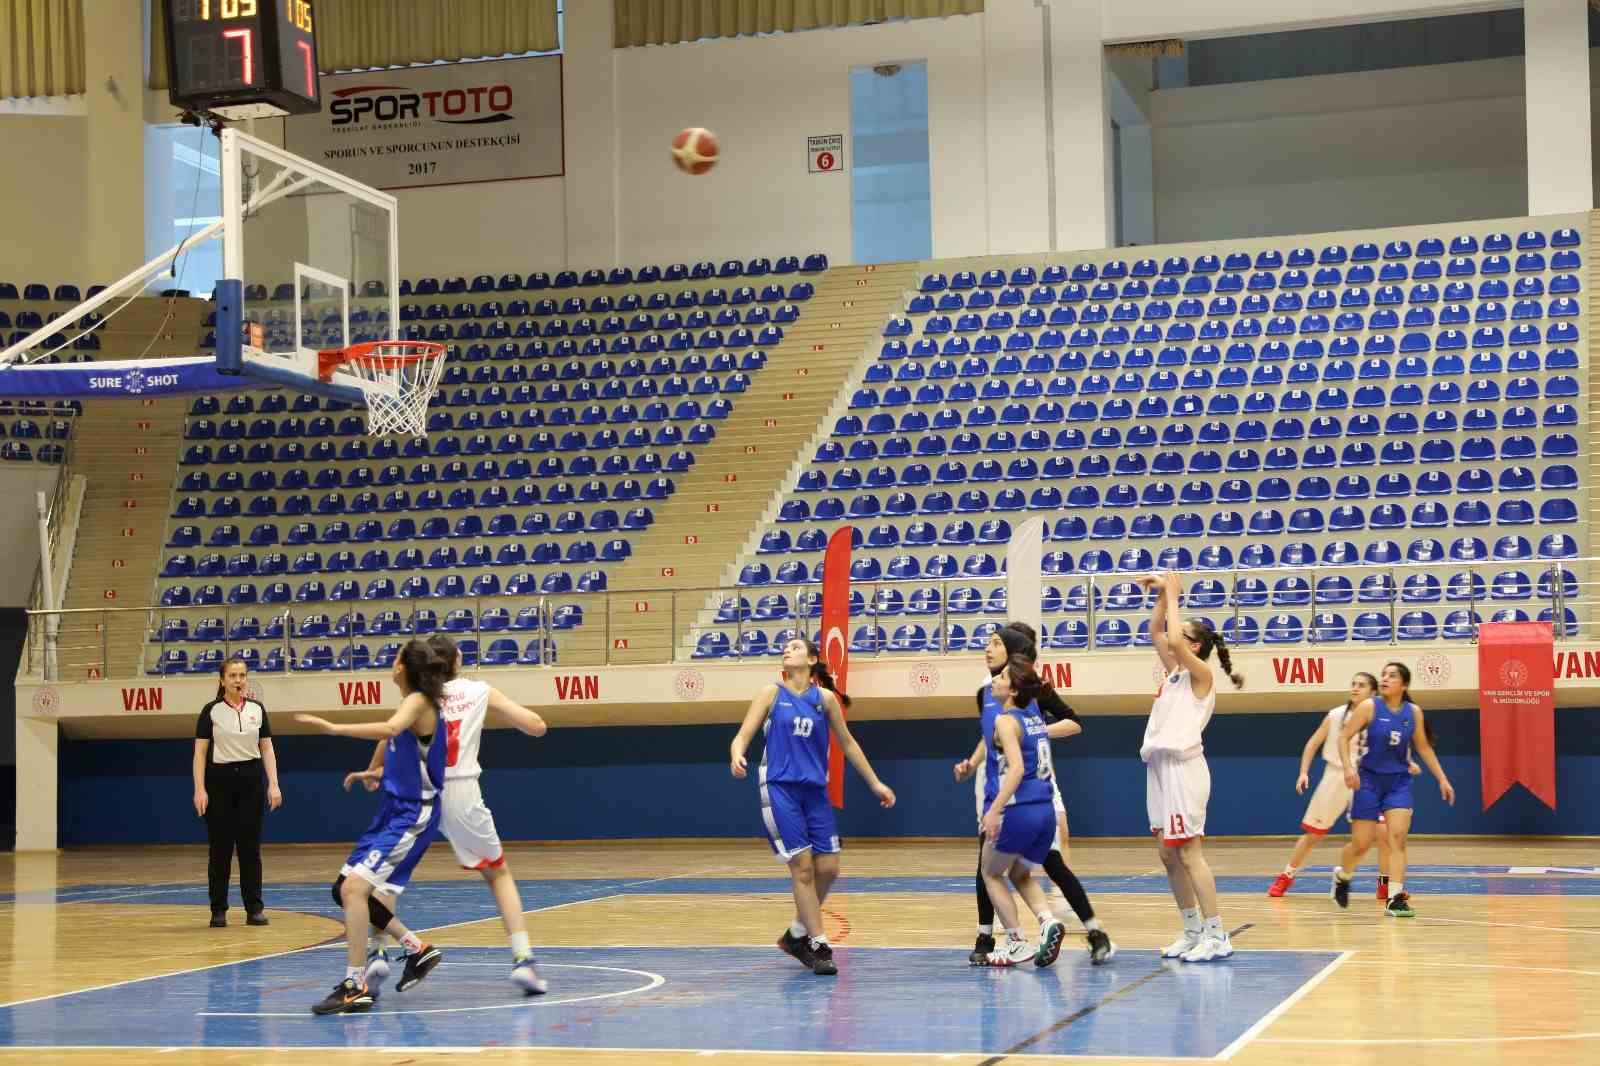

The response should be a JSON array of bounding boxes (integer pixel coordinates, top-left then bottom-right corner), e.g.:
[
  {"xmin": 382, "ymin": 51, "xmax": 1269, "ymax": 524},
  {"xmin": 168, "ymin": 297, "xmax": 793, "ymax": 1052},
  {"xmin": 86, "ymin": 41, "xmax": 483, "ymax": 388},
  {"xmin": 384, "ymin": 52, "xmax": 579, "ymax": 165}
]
[{"xmin": 321, "ymin": 342, "xmax": 445, "ymax": 437}]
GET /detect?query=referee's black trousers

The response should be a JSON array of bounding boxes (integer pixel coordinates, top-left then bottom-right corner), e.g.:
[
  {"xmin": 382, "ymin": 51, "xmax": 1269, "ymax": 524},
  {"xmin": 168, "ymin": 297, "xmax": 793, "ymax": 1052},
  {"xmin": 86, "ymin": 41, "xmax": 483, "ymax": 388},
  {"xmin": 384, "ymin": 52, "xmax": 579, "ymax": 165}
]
[{"xmin": 204, "ymin": 761, "xmax": 265, "ymax": 915}]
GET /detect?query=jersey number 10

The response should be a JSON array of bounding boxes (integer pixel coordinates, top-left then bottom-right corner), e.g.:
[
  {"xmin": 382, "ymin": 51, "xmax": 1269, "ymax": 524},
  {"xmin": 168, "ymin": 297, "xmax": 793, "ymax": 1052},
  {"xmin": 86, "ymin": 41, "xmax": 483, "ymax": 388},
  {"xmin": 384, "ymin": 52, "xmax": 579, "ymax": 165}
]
[{"xmin": 792, "ymin": 716, "xmax": 814, "ymax": 738}]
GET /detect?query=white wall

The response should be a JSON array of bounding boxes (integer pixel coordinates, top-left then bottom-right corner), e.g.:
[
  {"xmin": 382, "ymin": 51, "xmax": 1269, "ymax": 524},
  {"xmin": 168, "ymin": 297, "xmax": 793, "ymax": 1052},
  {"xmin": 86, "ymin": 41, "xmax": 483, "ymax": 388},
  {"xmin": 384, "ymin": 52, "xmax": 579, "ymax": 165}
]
[
  {"xmin": 395, "ymin": 178, "xmax": 567, "ymax": 279},
  {"xmin": 0, "ymin": 117, "xmax": 90, "ymax": 286},
  {"xmin": 1101, "ymin": 0, "xmax": 1513, "ymax": 43},
  {"xmin": 612, "ymin": 16, "xmax": 991, "ymax": 269},
  {"xmin": 1151, "ymin": 56, "xmax": 1534, "ymax": 243},
  {"xmin": 0, "ymin": 466, "xmax": 62, "ymax": 607}
]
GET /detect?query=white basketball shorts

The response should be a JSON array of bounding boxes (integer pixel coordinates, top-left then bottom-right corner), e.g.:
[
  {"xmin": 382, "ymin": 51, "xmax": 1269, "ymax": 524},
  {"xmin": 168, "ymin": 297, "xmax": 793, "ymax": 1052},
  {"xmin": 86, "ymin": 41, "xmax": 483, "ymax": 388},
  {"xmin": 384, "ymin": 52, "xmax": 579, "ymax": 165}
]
[
  {"xmin": 441, "ymin": 777, "xmax": 505, "ymax": 870},
  {"xmin": 1146, "ymin": 754, "xmax": 1211, "ymax": 845},
  {"xmin": 1300, "ymin": 765, "xmax": 1354, "ymax": 834}
]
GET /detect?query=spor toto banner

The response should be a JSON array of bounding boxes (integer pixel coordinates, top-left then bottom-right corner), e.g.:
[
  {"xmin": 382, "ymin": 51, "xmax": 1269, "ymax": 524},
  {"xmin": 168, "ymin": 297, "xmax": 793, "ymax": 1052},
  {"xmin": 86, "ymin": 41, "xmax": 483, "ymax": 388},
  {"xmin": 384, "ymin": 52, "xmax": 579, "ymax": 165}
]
[{"xmin": 286, "ymin": 55, "xmax": 563, "ymax": 191}]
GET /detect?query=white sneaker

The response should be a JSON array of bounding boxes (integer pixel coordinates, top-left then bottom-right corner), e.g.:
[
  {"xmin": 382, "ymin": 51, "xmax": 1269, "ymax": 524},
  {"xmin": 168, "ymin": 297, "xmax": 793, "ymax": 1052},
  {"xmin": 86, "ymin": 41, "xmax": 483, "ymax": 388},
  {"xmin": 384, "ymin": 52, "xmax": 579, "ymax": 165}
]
[
  {"xmin": 1180, "ymin": 934, "xmax": 1234, "ymax": 963},
  {"xmin": 983, "ymin": 933, "xmax": 1034, "ymax": 967},
  {"xmin": 364, "ymin": 948, "xmax": 391, "ymax": 988},
  {"xmin": 510, "ymin": 954, "xmax": 548, "ymax": 995},
  {"xmin": 1161, "ymin": 929, "xmax": 1201, "ymax": 958},
  {"xmin": 1033, "ymin": 918, "xmax": 1066, "ymax": 968}
]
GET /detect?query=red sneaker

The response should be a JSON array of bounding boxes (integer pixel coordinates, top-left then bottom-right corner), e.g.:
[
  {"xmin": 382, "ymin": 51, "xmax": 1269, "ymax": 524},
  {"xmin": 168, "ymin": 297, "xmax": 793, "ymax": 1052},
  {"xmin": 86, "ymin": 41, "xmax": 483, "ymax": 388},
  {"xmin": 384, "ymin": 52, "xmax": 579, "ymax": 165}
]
[
  {"xmin": 1376, "ymin": 880, "xmax": 1389, "ymax": 902},
  {"xmin": 1267, "ymin": 873, "xmax": 1295, "ymax": 898}
]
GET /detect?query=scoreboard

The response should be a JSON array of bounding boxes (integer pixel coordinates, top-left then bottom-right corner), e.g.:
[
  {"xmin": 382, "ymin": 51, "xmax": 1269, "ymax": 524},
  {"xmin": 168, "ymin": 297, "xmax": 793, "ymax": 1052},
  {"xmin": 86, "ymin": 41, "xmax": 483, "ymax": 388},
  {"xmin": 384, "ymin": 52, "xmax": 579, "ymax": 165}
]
[{"xmin": 163, "ymin": 0, "xmax": 320, "ymax": 119}]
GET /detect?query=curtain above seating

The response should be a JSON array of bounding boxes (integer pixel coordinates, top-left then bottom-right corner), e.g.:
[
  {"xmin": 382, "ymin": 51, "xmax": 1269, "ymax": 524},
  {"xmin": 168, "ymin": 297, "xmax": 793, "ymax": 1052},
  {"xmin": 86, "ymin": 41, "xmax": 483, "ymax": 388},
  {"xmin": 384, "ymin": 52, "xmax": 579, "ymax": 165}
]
[
  {"xmin": 0, "ymin": 0, "xmax": 85, "ymax": 98},
  {"xmin": 614, "ymin": 0, "xmax": 983, "ymax": 49}
]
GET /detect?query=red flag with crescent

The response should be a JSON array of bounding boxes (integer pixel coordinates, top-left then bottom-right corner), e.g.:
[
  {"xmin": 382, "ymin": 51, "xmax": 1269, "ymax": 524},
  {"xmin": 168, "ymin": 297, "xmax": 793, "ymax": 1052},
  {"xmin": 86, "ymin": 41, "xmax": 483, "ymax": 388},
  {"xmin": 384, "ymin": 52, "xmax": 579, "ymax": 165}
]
[{"xmin": 819, "ymin": 525, "xmax": 853, "ymax": 808}]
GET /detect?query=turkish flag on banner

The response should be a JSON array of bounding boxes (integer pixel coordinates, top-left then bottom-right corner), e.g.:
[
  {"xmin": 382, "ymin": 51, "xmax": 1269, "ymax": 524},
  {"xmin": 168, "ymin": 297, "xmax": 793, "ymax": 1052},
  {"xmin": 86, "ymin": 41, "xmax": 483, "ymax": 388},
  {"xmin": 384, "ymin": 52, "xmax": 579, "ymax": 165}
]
[
  {"xmin": 819, "ymin": 526, "xmax": 853, "ymax": 809},
  {"xmin": 1477, "ymin": 620, "xmax": 1556, "ymax": 811}
]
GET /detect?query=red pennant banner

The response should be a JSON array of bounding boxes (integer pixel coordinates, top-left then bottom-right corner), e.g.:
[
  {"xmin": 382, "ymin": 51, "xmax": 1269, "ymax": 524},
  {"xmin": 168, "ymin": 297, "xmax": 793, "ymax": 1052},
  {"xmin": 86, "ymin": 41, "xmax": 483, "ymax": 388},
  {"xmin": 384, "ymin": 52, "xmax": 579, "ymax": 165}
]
[
  {"xmin": 819, "ymin": 526, "xmax": 853, "ymax": 809},
  {"xmin": 1477, "ymin": 620, "xmax": 1556, "ymax": 811}
]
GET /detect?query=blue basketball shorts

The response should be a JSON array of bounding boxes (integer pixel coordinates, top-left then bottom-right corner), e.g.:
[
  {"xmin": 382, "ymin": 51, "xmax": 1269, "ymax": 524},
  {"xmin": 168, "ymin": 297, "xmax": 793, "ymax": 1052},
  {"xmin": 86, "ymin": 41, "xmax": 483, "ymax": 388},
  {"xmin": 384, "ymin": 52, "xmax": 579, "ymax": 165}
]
[
  {"xmin": 1350, "ymin": 769, "xmax": 1413, "ymax": 822},
  {"xmin": 760, "ymin": 779, "xmax": 839, "ymax": 861},
  {"xmin": 340, "ymin": 791, "xmax": 442, "ymax": 896},
  {"xmin": 993, "ymin": 801, "xmax": 1057, "ymax": 866}
]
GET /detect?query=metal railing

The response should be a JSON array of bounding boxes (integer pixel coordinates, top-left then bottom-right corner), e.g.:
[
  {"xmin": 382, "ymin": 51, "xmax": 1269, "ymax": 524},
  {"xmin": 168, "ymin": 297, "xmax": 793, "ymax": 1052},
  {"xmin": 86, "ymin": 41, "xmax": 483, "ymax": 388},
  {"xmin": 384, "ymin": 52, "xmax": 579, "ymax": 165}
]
[
  {"xmin": 21, "ymin": 555, "xmax": 1593, "ymax": 680},
  {"xmin": 25, "ymin": 414, "xmax": 80, "ymax": 615}
]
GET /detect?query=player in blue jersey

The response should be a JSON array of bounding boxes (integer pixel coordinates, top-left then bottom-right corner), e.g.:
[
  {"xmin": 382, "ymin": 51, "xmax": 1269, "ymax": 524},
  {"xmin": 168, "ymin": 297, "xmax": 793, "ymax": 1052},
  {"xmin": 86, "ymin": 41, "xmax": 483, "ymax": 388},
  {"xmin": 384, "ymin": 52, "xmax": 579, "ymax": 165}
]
[
  {"xmin": 955, "ymin": 624, "xmax": 1114, "ymax": 966},
  {"xmin": 295, "ymin": 638, "xmax": 453, "ymax": 1014},
  {"xmin": 729, "ymin": 636, "xmax": 896, "ymax": 976},
  {"xmin": 1330, "ymin": 661, "xmax": 1455, "ymax": 918},
  {"xmin": 977, "ymin": 654, "xmax": 1067, "ymax": 967}
]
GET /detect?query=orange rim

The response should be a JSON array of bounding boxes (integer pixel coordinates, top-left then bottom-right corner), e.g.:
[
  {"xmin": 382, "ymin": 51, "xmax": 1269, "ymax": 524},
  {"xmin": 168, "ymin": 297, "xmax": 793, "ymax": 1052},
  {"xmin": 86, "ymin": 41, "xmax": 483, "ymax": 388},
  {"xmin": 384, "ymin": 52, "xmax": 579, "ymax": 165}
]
[{"xmin": 316, "ymin": 341, "xmax": 443, "ymax": 382}]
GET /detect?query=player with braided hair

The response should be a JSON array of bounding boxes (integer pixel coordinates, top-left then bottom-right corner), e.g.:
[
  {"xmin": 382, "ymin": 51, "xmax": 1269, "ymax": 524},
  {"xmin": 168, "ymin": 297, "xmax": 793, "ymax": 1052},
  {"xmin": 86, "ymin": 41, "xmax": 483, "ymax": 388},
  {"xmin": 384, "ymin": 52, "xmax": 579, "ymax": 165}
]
[{"xmin": 1137, "ymin": 571, "xmax": 1243, "ymax": 963}]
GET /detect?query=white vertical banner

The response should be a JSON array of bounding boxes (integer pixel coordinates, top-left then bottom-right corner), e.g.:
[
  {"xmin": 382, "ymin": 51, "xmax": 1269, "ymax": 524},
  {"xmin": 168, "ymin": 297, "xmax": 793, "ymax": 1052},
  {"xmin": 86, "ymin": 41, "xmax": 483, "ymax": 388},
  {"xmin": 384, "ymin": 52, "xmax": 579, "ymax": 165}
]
[{"xmin": 1006, "ymin": 516, "xmax": 1045, "ymax": 648}]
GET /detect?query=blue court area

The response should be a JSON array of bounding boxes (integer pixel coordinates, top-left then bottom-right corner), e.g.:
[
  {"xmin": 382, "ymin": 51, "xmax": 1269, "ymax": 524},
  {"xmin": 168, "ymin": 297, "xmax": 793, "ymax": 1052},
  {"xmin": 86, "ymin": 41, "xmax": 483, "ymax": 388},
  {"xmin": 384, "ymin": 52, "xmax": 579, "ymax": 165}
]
[
  {"xmin": 10, "ymin": 867, "xmax": 1600, "ymax": 911},
  {"xmin": 0, "ymin": 944, "xmax": 1339, "ymax": 1058},
  {"xmin": 2, "ymin": 867, "xmax": 1592, "ymax": 1057}
]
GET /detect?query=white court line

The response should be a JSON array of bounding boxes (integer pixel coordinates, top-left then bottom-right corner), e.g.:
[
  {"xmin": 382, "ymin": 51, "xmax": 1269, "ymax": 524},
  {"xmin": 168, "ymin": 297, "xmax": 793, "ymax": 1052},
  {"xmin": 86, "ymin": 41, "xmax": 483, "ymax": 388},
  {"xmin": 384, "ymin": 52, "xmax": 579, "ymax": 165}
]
[
  {"xmin": 5, "ymin": 886, "xmax": 197, "ymax": 906},
  {"xmin": 0, "ymin": 1046, "xmax": 1222, "ymax": 1061},
  {"xmin": 1213, "ymin": 950, "xmax": 1354, "ymax": 1062},
  {"xmin": 1417, "ymin": 915, "xmax": 1600, "ymax": 937},
  {"xmin": 1336, "ymin": 959, "xmax": 1600, "ymax": 979},
  {"xmin": 196, "ymin": 962, "xmax": 665, "ymax": 1018},
  {"xmin": 1257, "ymin": 1032, "xmax": 1600, "ymax": 1047},
  {"xmin": 0, "ymin": 881, "xmax": 634, "ymax": 1011}
]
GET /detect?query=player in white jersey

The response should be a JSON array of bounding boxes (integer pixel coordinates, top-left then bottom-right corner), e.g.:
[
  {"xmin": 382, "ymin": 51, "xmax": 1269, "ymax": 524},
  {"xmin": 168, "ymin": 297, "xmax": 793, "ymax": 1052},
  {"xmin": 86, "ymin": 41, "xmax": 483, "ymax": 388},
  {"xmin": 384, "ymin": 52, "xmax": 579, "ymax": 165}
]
[
  {"xmin": 346, "ymin": 634, "xmax": 550, "ymax": 994},
  {"xmin": 1268, "ymin": 671, "xmax": 1408, "ymax": 899},
  {"xmin": 1137, "ymin": 571, "xmax": 1243, "ymax": 963}
]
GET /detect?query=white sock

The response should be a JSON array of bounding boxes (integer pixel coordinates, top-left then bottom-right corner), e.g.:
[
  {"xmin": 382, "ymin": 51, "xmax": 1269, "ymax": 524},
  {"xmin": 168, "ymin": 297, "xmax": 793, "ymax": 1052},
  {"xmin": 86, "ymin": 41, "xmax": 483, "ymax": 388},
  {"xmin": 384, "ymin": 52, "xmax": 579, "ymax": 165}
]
[
  {"xmin": 1284, "ymin": 865, "xmax": 1298, "ymax": 877},
  {"xmin": 510, "ymin": 931, "xmax": 531, "ymax": 959},
  {"xmin": 399, "ymin": 930, "xmax": 423, "ymax": 954},
  {"xmin": 1202, "ymin": 915, "xmax": 1224, "ymax": 937},
  {"xmin": 1005, "ymin": 927, "xmax": 1024, "ymax": 941},
  {"xmin": 791, "ymin": 920, "xmax": 808, "ymax": 939},
  {"xmin": 346, "ymin": 964, "xmax": 364, "ymax": 982},
  {"xmin": 1334, "ymin": 865, "xmax": 1349, "ymax": 883},
  {"xmin": 808, "ymin": 934, "xmax": 829, "ymax": 948},
  {"xmin": 1035, "ymin": 908, "xmax": 1055, "ymax": 926},
  {"xmin": 1083, "ymin": 917, "xmax": 1102, "ymax": 933},
  {"xmin": 1180, "ymin": 906, "xmax": 1202, "ymax": 933},
  {"xmin": 1391, "ymin": 882, "xmax": 1404, "ymax": 897},
  {"xmin": 977, "ymin": 923, "xmax": 993, "ymax": 936},
  {"xmin": 368, "ymin": 933, "xmax": 386, "ymax": 955}
]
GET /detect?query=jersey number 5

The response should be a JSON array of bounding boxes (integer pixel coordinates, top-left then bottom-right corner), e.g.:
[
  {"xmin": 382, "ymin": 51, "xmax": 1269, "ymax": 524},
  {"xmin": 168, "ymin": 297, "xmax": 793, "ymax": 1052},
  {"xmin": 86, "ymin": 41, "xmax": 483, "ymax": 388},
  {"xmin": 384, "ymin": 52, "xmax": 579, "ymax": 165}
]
[
  {"xmin": 1388, "ymin": 730, "xmax": 1402, "ymax": 748},
  {"xmin": 792, "ymin": 716, "xmax": 814, "ymax": 738}
]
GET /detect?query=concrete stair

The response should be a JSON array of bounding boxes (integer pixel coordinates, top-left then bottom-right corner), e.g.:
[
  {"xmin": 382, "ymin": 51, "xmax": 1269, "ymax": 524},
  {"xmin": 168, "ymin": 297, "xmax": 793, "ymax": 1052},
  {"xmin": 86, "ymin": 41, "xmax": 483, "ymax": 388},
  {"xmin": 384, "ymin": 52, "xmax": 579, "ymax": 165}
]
[{"xmin": 564, "ymin": 262, "xmax": 920, "ymax": 665}]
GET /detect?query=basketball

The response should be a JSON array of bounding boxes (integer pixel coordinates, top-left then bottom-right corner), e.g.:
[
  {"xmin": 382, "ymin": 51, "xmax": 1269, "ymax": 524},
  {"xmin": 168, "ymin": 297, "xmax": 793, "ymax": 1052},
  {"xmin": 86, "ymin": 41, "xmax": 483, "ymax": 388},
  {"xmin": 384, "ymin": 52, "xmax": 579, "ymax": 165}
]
[{"xmin": 671, "ymin": 127, "xmax": 719, "ymax": 175}]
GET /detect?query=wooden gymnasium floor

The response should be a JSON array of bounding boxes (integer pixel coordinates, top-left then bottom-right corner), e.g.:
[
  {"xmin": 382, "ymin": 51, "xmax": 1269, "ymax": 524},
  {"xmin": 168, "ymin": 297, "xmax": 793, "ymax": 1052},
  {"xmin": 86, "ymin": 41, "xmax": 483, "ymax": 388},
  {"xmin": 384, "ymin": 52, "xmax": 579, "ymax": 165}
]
[{"xmin": 1, "ymin": 838, "xmax": 1597, "ymax": 1064}]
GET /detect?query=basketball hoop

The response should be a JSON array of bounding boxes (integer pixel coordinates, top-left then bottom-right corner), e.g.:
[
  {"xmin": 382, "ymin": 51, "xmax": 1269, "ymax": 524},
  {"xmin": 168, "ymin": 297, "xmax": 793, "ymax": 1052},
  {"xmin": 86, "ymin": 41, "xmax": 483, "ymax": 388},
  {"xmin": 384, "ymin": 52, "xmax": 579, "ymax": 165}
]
[{"xmin": 316, "ymin": 341, "xmax": 445, "ymax": 437}]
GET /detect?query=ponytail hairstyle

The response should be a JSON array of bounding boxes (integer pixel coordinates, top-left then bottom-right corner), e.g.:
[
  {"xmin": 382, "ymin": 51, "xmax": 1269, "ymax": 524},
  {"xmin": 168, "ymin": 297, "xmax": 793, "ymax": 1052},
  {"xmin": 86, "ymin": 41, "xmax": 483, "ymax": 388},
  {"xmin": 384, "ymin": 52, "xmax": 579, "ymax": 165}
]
[
  {"xmin": 1349, "ymin": 671, "xmax": 1379, "ymax": 711},
  {"xmin": 802, "ymin": 638, "xmax": 851, "ymax": 709},
  {"xmin": 426, "ymin": 633, "xmax": 462, "ymax": 678},
  {"xmin": 215, "ymin": 654, "xmax": 249, "ymax": 703},
  {"xmin": 1001, "ymin": 653, "xmax": 1049, "ymax": 710},
  {"xmin": 396, "ymin": 637, "xmax": 451, "ymax": 711},
  {"xmin": 1186, "ymin": 620, "xmax": 1245, "ymax": 689},
  {"xmin": 1384, "ymin": 660, "xmax": 1412, "ymax": 705}
]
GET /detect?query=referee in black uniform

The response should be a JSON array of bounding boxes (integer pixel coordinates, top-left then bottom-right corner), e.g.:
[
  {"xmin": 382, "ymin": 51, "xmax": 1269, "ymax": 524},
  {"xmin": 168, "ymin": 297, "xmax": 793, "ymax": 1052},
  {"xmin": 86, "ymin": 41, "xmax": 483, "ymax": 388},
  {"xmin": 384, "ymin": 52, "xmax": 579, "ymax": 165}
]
[{"xmin": 192, "ymin": 655, "xmax": 282, "ymax": 927}]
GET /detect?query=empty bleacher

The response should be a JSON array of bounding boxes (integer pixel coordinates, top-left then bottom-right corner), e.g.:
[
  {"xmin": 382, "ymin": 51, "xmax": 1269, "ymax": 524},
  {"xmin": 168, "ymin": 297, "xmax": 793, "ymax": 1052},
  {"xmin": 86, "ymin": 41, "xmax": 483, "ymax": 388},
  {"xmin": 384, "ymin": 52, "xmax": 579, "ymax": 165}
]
[
  {"xmin": 147, "ymin": 254, "xmax": 829, "ymax": 674},
  {"xmin": 695, "ymin": 224, "xmax": 1589, "ymax": 657}
]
